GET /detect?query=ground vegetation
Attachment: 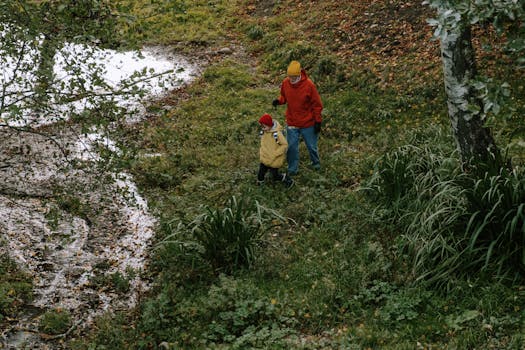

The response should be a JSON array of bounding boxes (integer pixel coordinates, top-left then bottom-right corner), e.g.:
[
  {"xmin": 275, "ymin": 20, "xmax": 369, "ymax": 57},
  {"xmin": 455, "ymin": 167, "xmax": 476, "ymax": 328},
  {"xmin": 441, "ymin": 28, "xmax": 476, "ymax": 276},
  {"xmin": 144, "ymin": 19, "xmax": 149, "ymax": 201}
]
[{"xmin": 2, "ymin": 0, "xmax": 524, "ymax": 348}]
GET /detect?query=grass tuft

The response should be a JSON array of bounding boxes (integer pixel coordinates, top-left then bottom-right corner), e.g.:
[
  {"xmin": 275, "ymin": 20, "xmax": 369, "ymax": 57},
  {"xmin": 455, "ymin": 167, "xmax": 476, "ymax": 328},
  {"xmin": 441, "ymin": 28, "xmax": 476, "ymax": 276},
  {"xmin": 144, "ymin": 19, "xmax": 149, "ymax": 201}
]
[{"xmin": 365, "ymin": 126, "xmax": 525, "ymax": 287}]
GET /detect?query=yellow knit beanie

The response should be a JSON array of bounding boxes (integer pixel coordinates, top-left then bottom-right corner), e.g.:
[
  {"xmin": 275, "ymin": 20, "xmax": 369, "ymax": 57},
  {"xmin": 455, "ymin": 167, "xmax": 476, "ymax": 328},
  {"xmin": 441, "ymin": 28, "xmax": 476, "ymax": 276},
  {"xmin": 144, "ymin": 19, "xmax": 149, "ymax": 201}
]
[{"xmin": 287, "ymin": 60, "xmax": 301, "ymax": 76}]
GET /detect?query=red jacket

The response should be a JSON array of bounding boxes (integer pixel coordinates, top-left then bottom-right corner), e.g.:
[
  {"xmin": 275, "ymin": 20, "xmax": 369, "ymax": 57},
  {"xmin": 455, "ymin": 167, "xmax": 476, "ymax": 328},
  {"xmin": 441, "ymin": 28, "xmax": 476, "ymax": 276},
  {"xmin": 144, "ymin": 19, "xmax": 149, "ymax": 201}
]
[{"xmin": 277, "ymin": 69, "xmax": 323, "ymax": 128}]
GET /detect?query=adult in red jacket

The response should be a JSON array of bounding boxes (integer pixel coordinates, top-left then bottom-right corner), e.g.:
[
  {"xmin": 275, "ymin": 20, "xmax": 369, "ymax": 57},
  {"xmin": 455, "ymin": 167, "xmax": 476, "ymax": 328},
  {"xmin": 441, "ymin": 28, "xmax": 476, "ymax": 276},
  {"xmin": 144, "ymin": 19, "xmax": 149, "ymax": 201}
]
[{"xmin": 273, "ymin": 60, "xmax": 323, "ymax": 176}]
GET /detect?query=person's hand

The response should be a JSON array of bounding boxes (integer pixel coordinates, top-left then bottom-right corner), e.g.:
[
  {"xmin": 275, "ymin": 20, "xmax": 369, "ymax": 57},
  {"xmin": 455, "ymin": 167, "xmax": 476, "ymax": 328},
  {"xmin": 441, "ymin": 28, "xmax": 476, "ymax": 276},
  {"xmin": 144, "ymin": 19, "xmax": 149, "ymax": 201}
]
[
  {"xmin": 272, "ymin": 99, "xmax": 279, "ymax": 107},
  {"xmin": 314, "ymin": 122, "xmax": 322, "ymax": 134}
]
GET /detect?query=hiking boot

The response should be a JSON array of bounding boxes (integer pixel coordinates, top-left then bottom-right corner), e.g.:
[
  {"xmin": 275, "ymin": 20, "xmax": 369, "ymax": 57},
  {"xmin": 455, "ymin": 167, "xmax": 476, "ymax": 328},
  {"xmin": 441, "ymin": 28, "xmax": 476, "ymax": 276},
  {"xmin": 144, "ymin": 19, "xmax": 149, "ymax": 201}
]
[{"xmin": 282, "ymin": 174, "xmax": 294, "ymax": 189}]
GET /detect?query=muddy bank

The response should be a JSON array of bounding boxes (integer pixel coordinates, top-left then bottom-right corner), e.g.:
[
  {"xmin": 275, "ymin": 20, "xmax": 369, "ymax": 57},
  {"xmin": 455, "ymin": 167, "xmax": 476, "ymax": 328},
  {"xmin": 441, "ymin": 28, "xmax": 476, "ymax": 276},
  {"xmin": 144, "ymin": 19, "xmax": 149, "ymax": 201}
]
[
  {"xmin": 0, "ymin": 45, "xmax": 207, "ymax": 348},
  {"xmin": 0, "ymin": 126, "xmax": 156, "ymax": 348}
]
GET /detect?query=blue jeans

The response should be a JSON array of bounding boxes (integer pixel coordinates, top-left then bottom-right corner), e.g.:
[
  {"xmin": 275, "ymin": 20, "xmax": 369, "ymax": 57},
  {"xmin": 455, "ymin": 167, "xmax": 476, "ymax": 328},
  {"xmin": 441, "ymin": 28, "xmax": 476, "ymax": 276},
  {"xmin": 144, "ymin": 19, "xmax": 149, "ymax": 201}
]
[{"xmin": 286, "ymin": 126, "xmax": 320, "ymax": 175}]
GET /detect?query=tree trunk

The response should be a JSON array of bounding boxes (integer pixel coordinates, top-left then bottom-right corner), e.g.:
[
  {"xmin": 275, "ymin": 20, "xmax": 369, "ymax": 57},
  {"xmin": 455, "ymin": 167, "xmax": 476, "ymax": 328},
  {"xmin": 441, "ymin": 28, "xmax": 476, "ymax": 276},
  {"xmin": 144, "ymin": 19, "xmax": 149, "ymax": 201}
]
[{"xmin": 440, "ymin": 24, "xmax": 498, "ymax": 167}]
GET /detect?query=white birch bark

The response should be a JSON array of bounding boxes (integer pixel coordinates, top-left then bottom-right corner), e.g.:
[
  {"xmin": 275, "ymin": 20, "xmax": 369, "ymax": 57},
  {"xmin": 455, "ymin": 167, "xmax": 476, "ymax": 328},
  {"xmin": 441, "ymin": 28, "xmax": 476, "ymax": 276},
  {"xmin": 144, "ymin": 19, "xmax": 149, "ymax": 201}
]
[{"xmin": 439, "ymin": 16, "xmax": 497, "ymax": 165}]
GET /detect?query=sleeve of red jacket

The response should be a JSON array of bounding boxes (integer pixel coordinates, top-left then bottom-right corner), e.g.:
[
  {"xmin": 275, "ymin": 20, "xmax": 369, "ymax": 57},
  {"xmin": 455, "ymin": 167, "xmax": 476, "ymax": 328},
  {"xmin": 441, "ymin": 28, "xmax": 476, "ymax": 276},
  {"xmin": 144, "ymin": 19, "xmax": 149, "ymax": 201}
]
[
  {"xmin": 310, "ymin": 82, "xmax": 323, "ymax": 123},
  {"xmin": 278, "ymin": 82, "xmax": 286, "ymax": 105}
]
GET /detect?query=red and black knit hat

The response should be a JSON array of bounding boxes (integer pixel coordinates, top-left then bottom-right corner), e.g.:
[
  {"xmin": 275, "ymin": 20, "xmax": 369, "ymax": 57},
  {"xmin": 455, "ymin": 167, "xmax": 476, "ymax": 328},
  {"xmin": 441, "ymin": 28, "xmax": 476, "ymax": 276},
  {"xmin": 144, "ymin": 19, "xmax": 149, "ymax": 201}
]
[{"xmin": 258, "ymin": 113, "xmax": 273, "ymax": 127}]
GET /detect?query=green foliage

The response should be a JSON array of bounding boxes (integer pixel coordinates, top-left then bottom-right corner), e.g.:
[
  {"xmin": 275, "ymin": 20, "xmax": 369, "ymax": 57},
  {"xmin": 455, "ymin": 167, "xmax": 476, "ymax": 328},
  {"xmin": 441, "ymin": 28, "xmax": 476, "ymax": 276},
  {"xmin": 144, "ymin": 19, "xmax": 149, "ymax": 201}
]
[
  {"xmin": 73, "ymin": 313, "xmax": 131, "ymax": 349},
  {"xmin": 0, "ymin": 0, "xmax": 159, "ymax": 129},
  {"xmin": 44, "ymin": 0, "xmax": 120, "ymax": 47},
  {"xmin": 203, "ymin": 61, "xmax": 253, "ymax": 91},
  {"xmin": 133, "ymin": 154, "xmax": 185, "ymax": 190},
  {"xmin": 263, "ymin": 41, "xmax": 320, "ymax": 75},
  {"xmin": 90, "ymin": 271, "xmax": 133, "ymax": 295},
  {"xmin": 138, "ymin": 274, "xmax": 297, "ymax": 348},
  {"xmin": 39, "ymin": 309, "xmax": 72, "ymax": 335},
  {"xmin": 365, "ymin": 126, "xmax": 525, "ymax": 286},
  {"xmin": 461, "ymin": 165, "xmax": 525, "ymax": 278},
  {"xmin": 113, "ymin": 0, "xmax": 227, "ymax": 46},
  {"xmin": 202, "ymin": 275, "xmax": 296, "ymax": 346},
  {"xmin": 378, "ymin": 288, "xmax": 431, "ymax": 325},
  {"xmin": 160, "ymin": 196, "xmax": 280, "ymax": 273},
  {"xmin": 67, "ymin": 0, "xmax": 525, "ymax": 349},
  {"xmin": 246, "ymin": 25, "xmax": 264, "ymax": 40},
  {"xmin": 192, "ymin": 197, "xmax": 263, "ymax": 272},
  {"xmin": 152, "ymin": 219, "xmax": 212, "ymax": 287},
  {"xmin": 56, "ymin": 194, "xmax": 91, "ymax": 220},
  {"xmin": 0, "ymin": 257, "xmax": 32, "ymax": 323},
  {"xmin": 364, "ymin": 126, "xmax": 458, "ymax": 218},
  {"xmin": 1, "ymin": 0, "xmax": 120, "ymax": 46},
  {"xmin": 315, "ymin": 55, "xmax": 338, "ymax": 77}
]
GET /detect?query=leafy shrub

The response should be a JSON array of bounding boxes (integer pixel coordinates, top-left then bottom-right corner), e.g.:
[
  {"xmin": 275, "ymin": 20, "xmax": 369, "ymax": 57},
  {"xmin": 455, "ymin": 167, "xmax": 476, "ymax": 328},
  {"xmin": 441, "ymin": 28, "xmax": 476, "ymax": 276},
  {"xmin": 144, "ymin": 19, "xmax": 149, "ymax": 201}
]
[
  {"xmin": 203, "ymin": 275, "xmax": 295, "ymax": 344},
  {"xmin": 378, "ymin": 288, "xmax": 431, "ymax": 325},
  {"xmin": 138, "ymin": 291, "xmax": 174, "ymax": 340}
]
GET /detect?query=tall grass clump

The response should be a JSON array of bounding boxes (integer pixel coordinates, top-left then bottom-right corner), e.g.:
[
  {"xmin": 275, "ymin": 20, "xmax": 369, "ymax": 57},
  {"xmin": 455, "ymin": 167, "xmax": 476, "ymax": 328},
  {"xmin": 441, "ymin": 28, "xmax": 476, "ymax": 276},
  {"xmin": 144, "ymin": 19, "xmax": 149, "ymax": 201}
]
[
  {"xmin": 364, "ymin": 127, "xmax": 460, "ymax": 224},
  {"xmin": 158, "ymin": 196, "xmax": 284, "ymax": 274},
  {"xmin": 364, "ymin": 126, "xmax": 525, "ymax": 287},
  {"xmin": 460, "ymin": 165, "xmax": 525, "ymax": 279}
]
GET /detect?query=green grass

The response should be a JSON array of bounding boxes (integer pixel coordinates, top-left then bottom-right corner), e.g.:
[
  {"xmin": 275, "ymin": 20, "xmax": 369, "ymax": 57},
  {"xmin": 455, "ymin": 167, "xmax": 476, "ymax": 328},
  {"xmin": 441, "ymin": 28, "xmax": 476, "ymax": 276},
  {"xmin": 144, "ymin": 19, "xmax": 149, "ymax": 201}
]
[
  {"xmin": 112, "ymin": 0, "xmax": 233, "ymax": 48},
  {"xmin": 364, "ymin": 127, "xmax": 525, "ymax": 287},
  {"xmin": 63, "ymin": 0, "xmax": 525, "ymax": 349},
  {"xmin": 39, "ymin": 308, "xmax": 72, "ymax": 335},
  {"xmin": 0, "ymin": 256, "xmax": 33, "ymax": 325}
]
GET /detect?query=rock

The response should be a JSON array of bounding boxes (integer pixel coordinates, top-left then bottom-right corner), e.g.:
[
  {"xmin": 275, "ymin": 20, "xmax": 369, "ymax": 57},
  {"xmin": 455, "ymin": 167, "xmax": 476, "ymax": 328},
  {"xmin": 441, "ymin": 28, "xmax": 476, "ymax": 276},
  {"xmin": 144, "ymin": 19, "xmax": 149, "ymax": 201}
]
[
  {"xmin": 217, "ymin": 47, "xmax": 233, "ymax": 55},
  {"xmin": 37, "ymin": 262, "xmax": 55, "ymax": 272},
  {"xmin": 66, "ymin": 267, "xmax": 86, "ymax": 278},
  {"xmin": 81, "ymin": 292, "xmax": 100, "ymax": 308}
]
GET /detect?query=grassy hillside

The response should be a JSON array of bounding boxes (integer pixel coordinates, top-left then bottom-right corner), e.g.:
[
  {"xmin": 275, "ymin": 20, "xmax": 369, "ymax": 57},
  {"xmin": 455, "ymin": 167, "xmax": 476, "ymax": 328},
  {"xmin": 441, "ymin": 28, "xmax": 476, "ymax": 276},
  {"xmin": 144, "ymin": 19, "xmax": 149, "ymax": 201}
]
[{"xmin": 70, "ymin": 0, "xmax": 524, "ymax": 349}]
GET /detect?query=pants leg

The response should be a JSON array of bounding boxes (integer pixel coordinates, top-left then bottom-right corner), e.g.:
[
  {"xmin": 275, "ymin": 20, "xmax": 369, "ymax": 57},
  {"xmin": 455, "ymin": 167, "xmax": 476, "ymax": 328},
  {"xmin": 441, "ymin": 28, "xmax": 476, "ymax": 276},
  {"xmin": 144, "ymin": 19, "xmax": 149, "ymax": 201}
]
[
  {"xmin": 258, "ymin": 163, "xmax": 269, "ymax": 181},
  {"xmin": 269, "ymin": 167, "xmax": 283, "ymax": 181},
  {"xmin": 300, "ymin": 126, "xmax": 320, "ymax": 168},
  {"xmin": 286, "ymin": 127, "xmax": 300, "ymax": 175}
]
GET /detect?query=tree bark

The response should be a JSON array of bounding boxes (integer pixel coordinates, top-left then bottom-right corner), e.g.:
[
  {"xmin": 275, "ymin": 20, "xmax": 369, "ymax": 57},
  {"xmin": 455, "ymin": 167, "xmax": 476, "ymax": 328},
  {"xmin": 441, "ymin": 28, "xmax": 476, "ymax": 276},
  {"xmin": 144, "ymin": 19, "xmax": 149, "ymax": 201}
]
[{"xmin": 440, "ymin": 24, "xmax": 498, "ymax": 167}]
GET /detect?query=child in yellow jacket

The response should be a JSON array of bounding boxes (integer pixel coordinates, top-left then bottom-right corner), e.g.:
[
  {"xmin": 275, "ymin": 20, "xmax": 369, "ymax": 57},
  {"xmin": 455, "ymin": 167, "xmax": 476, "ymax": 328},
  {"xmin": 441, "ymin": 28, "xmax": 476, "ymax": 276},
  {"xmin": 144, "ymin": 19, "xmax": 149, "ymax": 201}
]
[{"xmin": 258, "ymin": 113, "xmax": 294, "ymax": 188}]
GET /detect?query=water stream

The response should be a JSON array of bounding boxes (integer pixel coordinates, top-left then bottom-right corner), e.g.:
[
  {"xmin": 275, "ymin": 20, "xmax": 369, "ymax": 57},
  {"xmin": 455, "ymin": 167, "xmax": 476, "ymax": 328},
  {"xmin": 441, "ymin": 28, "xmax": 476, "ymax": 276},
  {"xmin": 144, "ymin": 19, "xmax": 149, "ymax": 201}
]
[{"xmin": 0, "ymin": 44, "xmax": 197, "ymax": 349}]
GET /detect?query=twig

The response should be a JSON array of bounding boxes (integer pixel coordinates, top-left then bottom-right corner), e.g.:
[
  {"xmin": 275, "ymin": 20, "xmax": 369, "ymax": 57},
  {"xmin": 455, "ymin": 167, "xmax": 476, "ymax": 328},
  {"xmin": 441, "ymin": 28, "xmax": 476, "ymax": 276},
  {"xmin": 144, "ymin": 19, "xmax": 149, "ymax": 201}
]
[{"xmin": 39, "ymin": 319, "xmax": 83, "ymax": 340}]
